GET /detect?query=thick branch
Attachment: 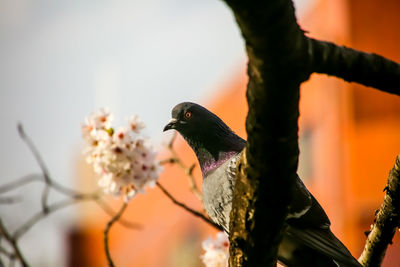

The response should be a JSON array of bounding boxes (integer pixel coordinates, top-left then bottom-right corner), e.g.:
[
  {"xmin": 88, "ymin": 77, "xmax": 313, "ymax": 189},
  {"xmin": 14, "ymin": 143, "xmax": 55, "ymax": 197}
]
[
  {"xmin": 225, "ymin": 0, "xmax": 311, "ymax": 78},
  {"xmin": 359, "ymin": 155, "xmax": 400, "ymax": 266},
  {"xmin": 223, "ymin": 0, "xmax": 303, "ymax": 266},
  {"xmin": 310, "ymin": 38, "xmax": 400, "ymax": 95}
]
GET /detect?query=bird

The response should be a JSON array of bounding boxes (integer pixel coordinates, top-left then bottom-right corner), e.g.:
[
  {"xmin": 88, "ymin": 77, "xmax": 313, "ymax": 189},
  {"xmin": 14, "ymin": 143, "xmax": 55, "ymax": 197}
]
[{"xmin": 163, "ymin": 102, "xmax": 361, "ymax": 267}]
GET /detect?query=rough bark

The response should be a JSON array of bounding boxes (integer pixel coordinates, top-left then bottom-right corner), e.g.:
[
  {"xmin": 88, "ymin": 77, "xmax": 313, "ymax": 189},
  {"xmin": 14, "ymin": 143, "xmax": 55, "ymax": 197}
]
[
  {"xmin": 224, "ymin": 0, "xmax": 307, "ymax": 266},
  {"xmin": 310, "ymin": 38, "xmax": 400, "ymax": 95},
  {"xmin": 359, "ymin": 155, "xmax": 400, "ymax": 266}
]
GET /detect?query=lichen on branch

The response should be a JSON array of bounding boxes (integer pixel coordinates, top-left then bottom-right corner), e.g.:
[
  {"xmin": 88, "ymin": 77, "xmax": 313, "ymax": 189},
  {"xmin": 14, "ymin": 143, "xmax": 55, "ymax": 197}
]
[{"xmin": 359, "ymin": 155, "xmax": 400, "ymax": 267}]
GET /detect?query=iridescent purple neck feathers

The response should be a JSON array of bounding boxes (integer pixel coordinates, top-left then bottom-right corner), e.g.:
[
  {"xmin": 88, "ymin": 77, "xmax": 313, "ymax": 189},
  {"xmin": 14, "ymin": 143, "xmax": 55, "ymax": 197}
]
[
  {"xmin": 183, "ymin": 133, "xmax": 245, "ymax": 177},
  {"xmin": 200, "ymin": 151, "xmax": 238, "ymax": 176}
]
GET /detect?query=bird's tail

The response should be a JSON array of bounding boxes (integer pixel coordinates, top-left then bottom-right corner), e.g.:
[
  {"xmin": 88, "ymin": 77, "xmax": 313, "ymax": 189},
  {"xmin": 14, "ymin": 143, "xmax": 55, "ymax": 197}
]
[{"xmin": 286, "ymin": 227, "xmax": 362, "ymax": 267}]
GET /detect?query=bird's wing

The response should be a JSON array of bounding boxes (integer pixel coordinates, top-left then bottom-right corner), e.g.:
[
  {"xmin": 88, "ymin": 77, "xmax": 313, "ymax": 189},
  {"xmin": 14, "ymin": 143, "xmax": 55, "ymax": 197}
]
[
  {"xmin": 287, "ymin": 176, "xmax": 331, "ymax": 228},
  {"xmin": 286, "ymin": 176, "xmax": 361, "ymax": 267},
  {"xmin": 286, "ymin": 226, "xmax": 361, "ymax": 267}
]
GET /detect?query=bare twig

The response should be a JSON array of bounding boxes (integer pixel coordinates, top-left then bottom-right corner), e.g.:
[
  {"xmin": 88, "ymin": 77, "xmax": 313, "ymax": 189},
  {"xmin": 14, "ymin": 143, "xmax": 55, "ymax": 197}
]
[
  {"xmin": 0, "ymin": 176, "xmax": 139, "ymax": 230},
  {"xmin": 156, "ymin": 182, "xmax": 223, "ymax": 231},
  {"xmin": 104, "ymin": 202, "xmax": 128, "ymax": 267},
  {"xmin": 50, "ymin": 180, "xmax": 97, "ymax": 199},
  {"xmin": 17, "ymin": 123, "xmax": 51, "ymax": 211},
  {"xmin": 13, "ymin": 194, "xmax": 99, "ymax": 239},
  {"xmin": 0, "ymin": 246, "xmax": 14, "ymax": 258},
  {"xmin": 0, "ymin": 174, "xmax": 42, "ymax": 194},
  {"xmin": 94, "ymin": 198, "xmax": 142, "ymax": 229},
  {"xmin": 0, "ymin": 124, "xmax": 142, "ymax": 266},
  {"xmin": 359, "ymin": 155, "xmax": 400, "ymax": 266},
  {"xmin": 162, "ymin": 132, "xmax": 202, "ymax": 201},
  {"xmin": 0, "ymin": 183, "xmax": 140, "ymax": 266},
  {"xmin": 0, "ymin": 196, "xmax": 21, "ymax": 205},
  {"xmin": 0, "ymin": 219, "xmax": 29, "ymax": 267}
]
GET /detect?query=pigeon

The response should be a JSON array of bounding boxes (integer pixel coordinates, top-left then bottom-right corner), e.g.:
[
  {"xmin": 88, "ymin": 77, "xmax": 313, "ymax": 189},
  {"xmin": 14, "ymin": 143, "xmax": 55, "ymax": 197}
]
[{"xmin": 163, "ymin": 102, "xmax": 361, "ymax": 267}]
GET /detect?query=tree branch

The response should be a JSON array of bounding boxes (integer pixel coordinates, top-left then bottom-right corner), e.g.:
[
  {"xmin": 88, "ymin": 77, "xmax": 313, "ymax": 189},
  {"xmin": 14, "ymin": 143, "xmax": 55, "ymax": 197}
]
[
  {"xmin": 0, "ymin": 174, "xmax": 42, "ymax": 194},
  {"xmin": 0, "ymin": 196, "xmax": 21, "ymax": 204},
  {"xmin": 310, "ymin": 38, "xmax": 400, "ymax": 95},
  {"xmin": 0, "ymin": 219, "xmax": 29, "ymax": 267},
  {"xmin": 0, "ymin": 124, "xmax": 141, "ymax": 266},
  {"xmin": 222, "ymin": 0, "xmax": 303, "ymax": 265},
  {"xmin": 156, "ymin": 182, "xmax": 223, "ymax": 231},
  {"xmin": 359, "ymin": 155, "xmax": 400, "ymax": 266},
  {"xmin": 13, "ymin": 196, "xmax": 99, "ymax": 239},
  {"xmin": 162, "ymin": 132, "xmax": 202, "ymax": 201},
  {"xmin": 18, "ymin": 123, "xmax": 52, "ymax": 211},
  {"xmin": 94, "ymin": 198, "xmax": 142, "ymax": 230},
  {"xmin": 104, "ymin": 202, "xmax": 128, "ymax": 267}
]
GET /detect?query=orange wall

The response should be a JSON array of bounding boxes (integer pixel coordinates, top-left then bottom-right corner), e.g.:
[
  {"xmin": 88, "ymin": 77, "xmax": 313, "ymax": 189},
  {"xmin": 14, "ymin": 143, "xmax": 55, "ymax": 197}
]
[{"xmin": 299, "ymin": 0, "xmax": 400, "ymax": 265}]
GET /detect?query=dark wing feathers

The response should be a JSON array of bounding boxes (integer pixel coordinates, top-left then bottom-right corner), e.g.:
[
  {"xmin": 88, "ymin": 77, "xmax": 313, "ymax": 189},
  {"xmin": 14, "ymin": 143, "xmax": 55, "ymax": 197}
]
[
  {"xmin": 286, "ymin": 226, "xmax": 361, "ymax": 267},
  {"xmin": 287, "ymin": 177, "xmax": 361, "ymax": 267},
  {"xmin": 287, "ymin": 176, "xmax": 331, "ymax": 229},
  {"xmin": 288, "ymin": 192, "xmax": 331, "ymax": 229}
]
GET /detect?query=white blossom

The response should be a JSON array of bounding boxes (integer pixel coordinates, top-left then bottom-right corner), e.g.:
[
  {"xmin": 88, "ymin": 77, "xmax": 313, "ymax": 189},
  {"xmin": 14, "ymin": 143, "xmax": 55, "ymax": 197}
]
[
  {"xmin": 128, "ymin": 114, "xmax": 146, "ymax": 133},
  {"xmin": 201, "ymin": 232, "xmax": 229, "ymax": 267},
  {"xmin": 81, "ymin": 108, "xmax": 162, "ymax": 202}
]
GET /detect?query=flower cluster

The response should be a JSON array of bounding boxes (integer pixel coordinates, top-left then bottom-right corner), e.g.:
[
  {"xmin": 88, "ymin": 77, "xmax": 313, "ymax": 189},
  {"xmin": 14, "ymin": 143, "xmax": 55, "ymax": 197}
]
[
  {"xmin": 201, "ymin": 232, "xmax": 229, "ymax": 267},
  {"xmin": 81, "ymin": 108, "xmax": 162, "ymax": 202}
]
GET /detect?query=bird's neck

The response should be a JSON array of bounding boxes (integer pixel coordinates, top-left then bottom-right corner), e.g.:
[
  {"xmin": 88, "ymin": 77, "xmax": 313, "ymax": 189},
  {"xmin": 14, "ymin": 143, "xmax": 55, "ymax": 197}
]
[{"xmin": 184, "ymin": 134, "xmax": 245, "ymax": 177}]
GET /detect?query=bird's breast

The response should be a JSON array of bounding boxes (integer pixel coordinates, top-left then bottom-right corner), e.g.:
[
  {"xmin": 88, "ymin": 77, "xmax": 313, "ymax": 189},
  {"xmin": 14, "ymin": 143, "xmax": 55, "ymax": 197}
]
[{"xmin": 202, "ymin": 154, "xmax": 239, "ymax": 232}]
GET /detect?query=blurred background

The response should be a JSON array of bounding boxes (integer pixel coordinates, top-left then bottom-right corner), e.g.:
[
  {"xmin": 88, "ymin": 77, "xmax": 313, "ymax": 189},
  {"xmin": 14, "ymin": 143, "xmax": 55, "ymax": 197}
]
[{"xmin": 1, "ymin": 0, "xmax": 400, "ymax": 266}]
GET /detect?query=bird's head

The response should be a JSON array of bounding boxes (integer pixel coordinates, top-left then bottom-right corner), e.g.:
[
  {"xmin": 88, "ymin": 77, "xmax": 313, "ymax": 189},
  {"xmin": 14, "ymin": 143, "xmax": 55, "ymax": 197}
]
[
  {"xmin": 163, "ymin": 102, "xmax": 245, "ymax": 174},
  {"xmin": 163, "ymin": 102, "xmax": 221, "ymax": 137}
]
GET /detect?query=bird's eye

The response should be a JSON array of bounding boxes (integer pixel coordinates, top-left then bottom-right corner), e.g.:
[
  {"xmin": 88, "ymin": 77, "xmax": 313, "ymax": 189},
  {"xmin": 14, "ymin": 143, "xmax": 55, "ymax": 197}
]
[{"xmin": 184, "ymin": 111, "xmax": 192, "ymax": 119}]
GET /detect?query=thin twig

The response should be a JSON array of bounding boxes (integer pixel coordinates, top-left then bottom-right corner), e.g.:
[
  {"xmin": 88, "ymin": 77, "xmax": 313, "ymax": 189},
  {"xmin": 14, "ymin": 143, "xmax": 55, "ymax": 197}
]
[
  {"xmin": 13, "ymin": 196, "xmax": 94, "ymax": 239},
  {"xmin": 0, "ymin": 174, "xmax": 42, "ymax": 194},
  {"xmin": 0, "ymin": 124, "xmax": 142, "ymax": 266},
  {"xmin": 104, "ymin": 202, "xmax": 128, "ymax": 267},
  {"xmin": 167, "ymin": 131, "xmax": 177, "ymax": 149},
  {"xmin": 18, "ymin": 124, "xmax": 51, "ymax": 211},
  {"xmin": 16, "ymin": 124, "xmax": 141, "ymax": 228},
  {"xmin": 163, "ymin": 132, "xmax": 203, "ymax": 201},
  {"xmin": 0, "ymin": 246, "xmax": 14, "ymax": 258},
  {"xmin": 94, "ymin": 198, "xmax": 142, "ymax": 229},
  {"xmin": 0, "ymin": 196, "xmax": 21, "ymax": 205},
  {"xmin": 0, "ymin": 256, "xmax": 6, "ymax": 267},
  {"xmin": 50, "ymin": 180, "xmax": 99, "ymax": 199},
  {"xmin": 156, "ymin": 182, "xmax": 222, "ymax": 231},
  {"xmin": 0, "ymin": 219, "xmax": 29, "ymax": 267}
]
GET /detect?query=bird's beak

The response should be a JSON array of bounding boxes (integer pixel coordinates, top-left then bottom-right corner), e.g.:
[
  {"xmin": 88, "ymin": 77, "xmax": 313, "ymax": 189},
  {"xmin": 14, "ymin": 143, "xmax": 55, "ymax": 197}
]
[{"xmin": 163, "ymin": 118, "xmax": 178, "ymax": 132}]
